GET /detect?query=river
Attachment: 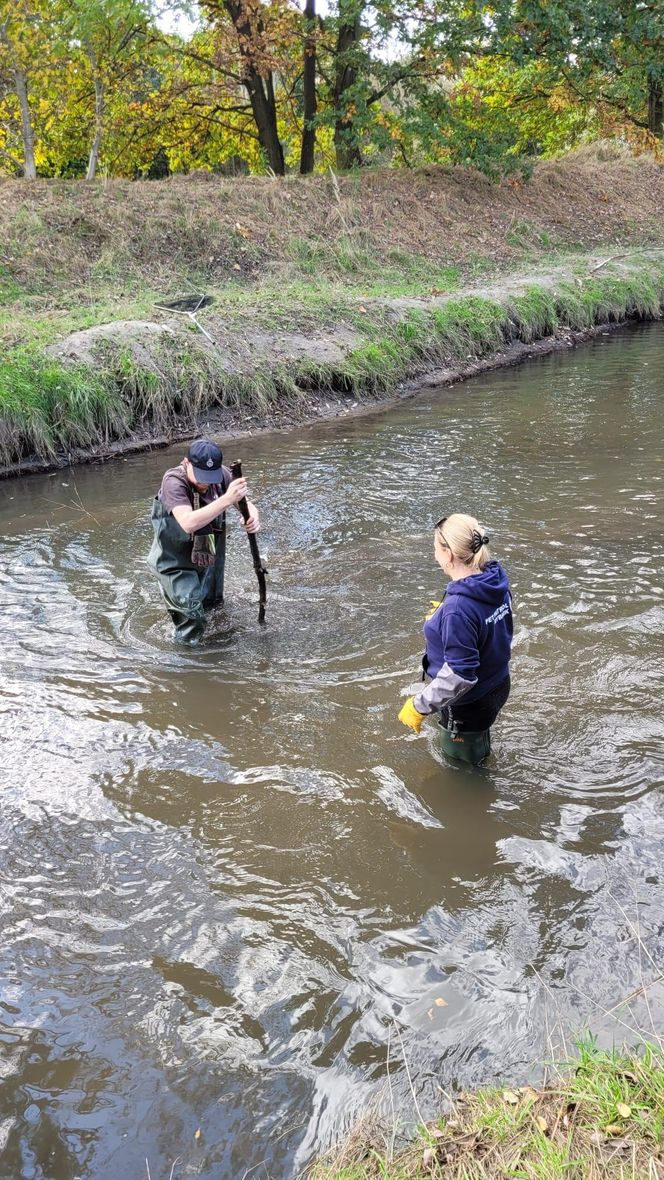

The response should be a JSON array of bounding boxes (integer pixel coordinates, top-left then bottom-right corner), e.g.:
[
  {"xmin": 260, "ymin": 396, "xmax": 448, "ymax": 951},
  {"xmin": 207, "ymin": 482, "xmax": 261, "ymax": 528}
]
[{"xmin": 1, "ymin": 324, "xmax": 663, "ymax": 1179}]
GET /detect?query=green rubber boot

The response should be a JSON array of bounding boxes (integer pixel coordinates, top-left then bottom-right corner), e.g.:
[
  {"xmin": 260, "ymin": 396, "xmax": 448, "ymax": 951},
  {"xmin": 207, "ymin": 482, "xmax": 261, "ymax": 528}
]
[{"xmin": 439, "ymin": 725, "xmax": 491, "ymax": 765}]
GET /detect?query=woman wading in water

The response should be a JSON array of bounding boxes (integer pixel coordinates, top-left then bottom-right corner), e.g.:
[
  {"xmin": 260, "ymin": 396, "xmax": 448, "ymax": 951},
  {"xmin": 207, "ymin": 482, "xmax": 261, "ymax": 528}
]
[{"xmin": 398, "ymin": 514, "xmax": 513, "ymax": 764}]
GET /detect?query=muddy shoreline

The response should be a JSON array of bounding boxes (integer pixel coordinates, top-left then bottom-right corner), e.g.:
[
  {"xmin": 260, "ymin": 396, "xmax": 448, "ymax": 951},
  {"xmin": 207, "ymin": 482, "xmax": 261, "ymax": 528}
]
[{"xmin": 0, "ymin": 320, "xmax": 636, "ymax": 482}]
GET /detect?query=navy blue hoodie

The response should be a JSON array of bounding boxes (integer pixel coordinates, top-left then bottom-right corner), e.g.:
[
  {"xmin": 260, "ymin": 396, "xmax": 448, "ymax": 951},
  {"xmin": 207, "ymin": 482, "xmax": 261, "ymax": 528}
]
[{"xmin": 421, "ymin": 560, "xmax": 512, "ymax": 705}]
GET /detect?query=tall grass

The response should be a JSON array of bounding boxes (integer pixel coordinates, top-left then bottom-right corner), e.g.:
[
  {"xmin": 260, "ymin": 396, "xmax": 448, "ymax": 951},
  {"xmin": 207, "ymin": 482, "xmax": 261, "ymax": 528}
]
[{"xmin": 0, "ymin": 351, "xmax": 127, "ymax": 464}]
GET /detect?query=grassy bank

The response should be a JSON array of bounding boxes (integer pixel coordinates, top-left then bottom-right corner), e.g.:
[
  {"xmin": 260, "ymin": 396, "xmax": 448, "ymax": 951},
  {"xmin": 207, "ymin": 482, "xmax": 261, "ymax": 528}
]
[
  {"xmin": 0, "ymin": 147, "xmax": 663, "ymax": 473},
  {"xmin": 1, "ymin": 259, "xmax": 663, "ymax": 472},
  {"xmin": 311, "ymin": 1040, "xmax": 664, "ymax": 1180}
]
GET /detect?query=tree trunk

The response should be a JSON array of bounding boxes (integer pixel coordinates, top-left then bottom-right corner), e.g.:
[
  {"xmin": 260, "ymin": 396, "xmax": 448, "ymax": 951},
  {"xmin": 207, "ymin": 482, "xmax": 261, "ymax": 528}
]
[
  {"xmin": 245, "ymin": 74, "xmax": 285, "ymax": 174},
  {"xmin": 86, "ymin": 51, "xmax": 105, "ymax": 181},
  {"xmin": 648, "ymin": 74, "xmax": 663, "ymax": 138},
  {"xmin": 333, "ymin": 0, "xmax": 363, "ymax": 171},
  {"xmin": 13, "ymin": 65, "xmax": 37, "ymax": 179},
  {"xmin": 299, "ymin": 0, "xmax": 317, "ymax": 174},
  {"xmin": 223, "ymin": 0, "xmax": 285, "ymax": 175}
]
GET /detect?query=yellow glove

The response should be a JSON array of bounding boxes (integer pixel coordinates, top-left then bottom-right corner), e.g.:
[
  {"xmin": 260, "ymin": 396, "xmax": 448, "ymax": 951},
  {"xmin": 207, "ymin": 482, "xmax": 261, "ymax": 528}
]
[
  {"xmin": 398, "ymin": 697, "xmax": 426, "ymax": 733},
  {"xmin": 425, "ymin": 600, "xmax": 442, "ymax": 620}
]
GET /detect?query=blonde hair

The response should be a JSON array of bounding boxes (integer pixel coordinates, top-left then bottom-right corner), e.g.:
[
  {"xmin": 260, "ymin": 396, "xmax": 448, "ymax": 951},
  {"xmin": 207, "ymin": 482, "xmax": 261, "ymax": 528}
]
[{"xmin": 435, "ymin": 513, "xmax": 492, "ymax": 571}]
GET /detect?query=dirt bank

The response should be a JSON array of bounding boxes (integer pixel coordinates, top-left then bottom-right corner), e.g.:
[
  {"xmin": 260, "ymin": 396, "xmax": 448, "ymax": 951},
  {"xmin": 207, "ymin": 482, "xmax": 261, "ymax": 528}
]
[{"xmin": 1, "ymin": 147, "xmax": 662, "ymax": 299}]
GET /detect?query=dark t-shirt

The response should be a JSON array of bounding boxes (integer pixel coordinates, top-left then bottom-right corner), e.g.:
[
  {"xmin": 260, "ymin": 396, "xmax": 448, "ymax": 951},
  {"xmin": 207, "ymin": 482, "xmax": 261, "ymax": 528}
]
[{"xmin": 158, "ymin": 463, "xmax": 231, "ymax": 534}]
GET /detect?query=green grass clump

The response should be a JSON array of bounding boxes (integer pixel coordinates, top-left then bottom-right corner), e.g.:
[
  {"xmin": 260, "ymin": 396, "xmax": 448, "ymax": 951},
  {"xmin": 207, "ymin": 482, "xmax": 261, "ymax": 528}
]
[
  {"xmin": 0, "ymin": 265, "xmax": 20, "ymax": 306},
  {"xmin": 0, "ymin": 351, "xmax": 127, "ymax": 464},
  {"xmin": 310, "ymin": 1039, "xmax": 664, "ymax": 1180},
  {"xmin": 509, "ymin": 286, "xmax": 559, "ymax": 341}
]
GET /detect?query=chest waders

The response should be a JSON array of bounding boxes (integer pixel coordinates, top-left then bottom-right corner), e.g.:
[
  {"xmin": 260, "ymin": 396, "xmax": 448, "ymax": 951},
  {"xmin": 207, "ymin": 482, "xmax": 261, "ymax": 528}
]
[
  {"xmin": 147, "ymin": 498, "xmax": 226, "ymax": 643},
  {"xmin": 422, "ymin": 643, "xmax": 491, "ymax": 766},
  {"xmin": 438, "ymin": 714, "xmax": 491, "ymax": 766}
]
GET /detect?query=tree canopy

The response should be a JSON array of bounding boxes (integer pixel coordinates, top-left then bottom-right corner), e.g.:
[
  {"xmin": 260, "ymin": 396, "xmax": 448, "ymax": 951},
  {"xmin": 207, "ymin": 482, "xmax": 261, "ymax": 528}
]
[{"xmin": 0, "ymin": 0, "xmax": 661, "ymax": 180}]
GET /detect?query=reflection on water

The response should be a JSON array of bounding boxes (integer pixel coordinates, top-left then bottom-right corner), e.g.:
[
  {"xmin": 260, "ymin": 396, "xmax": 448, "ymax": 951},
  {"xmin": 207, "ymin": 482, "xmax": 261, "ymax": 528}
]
[{"xmin": 1, "ymin": 325, "xmax": 663, "ymax": 1179}]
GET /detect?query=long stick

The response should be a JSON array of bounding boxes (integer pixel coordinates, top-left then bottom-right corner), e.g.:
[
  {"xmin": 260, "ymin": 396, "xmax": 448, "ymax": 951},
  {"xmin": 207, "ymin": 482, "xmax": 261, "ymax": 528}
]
[{"xmin": 231, "ymin": 460, "xmax": 267, "ymax": 625}]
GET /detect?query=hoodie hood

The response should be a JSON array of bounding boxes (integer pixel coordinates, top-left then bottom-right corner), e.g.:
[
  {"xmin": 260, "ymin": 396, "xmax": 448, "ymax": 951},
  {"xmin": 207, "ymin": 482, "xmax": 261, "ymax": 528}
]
[{"xmin": 445, "ymin": 560, "xmax": 510, "ymax": 608}]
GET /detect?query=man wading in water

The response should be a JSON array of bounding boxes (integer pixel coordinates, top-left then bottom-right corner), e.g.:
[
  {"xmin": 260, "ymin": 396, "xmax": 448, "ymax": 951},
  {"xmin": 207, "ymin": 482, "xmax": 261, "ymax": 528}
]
[{"xmin": 147, "ymin": 439, "xmax": 260, "ymax": 643}]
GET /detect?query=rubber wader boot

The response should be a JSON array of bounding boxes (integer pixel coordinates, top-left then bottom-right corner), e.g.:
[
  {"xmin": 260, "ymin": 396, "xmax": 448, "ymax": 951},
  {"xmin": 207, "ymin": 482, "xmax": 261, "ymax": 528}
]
[
  {"xmin": 147, "ymin": 498, "xmax": 226, "ymax": 644},
  {"xmin": 439, "ymin": 724, "xmax": 491, "ymax": 766}
]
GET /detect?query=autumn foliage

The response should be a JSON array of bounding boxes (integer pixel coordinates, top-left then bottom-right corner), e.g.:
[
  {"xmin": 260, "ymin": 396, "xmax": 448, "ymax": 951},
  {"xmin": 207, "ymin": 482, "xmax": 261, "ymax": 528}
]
[{"xmin": 0, "ymin": 0, "xmax": 662, "ymax": 180}]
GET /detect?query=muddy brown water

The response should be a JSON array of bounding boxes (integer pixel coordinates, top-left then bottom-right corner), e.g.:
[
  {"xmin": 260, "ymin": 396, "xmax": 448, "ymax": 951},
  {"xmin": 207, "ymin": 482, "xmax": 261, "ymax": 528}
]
[{"xmin": 1, "ymin": 324, "xmax": 663, "ymax": 1180}]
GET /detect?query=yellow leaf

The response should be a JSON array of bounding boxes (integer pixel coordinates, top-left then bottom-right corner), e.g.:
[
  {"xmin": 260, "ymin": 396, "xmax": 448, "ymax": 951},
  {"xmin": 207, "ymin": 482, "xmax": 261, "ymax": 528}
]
[
  {"xmin": 194, "ymin": 1128, "xmax": 201, "ymax": 1140},
  {"xmin": 434, "ymin": 997, "xmax": 448, "ymax": 1007},
  {"xmin": 503, "ymin": 1090, "xmax": 519, "ymax": 1105},
  {"xmin": 535, "ymin": 1116, "xmax": 548, "ymax": 1133},
  {"xmin": 604, "ymin": 1124, "xmax": 623, "ymax": 1136},
  {"xmin": 617, "ymin": 1104, "xmax": 632, "ymax": 1119}
]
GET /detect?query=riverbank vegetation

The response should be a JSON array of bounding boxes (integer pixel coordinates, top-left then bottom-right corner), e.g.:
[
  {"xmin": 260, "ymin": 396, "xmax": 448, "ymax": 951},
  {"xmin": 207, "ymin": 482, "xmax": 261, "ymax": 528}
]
[
  {"xmin": 1, "ymin": 147, "xmax": 663, "ymax": 473},
  {"xmin": 1, "ymin": 0, "xmax": 662, "ymax": 473},
  {"xmin": 310, "ymin": 1039, "xmax": 664, "ymax": 1180},
  {"xmin": 2, "ymin": 246, "xmax": 663, "ymax": 470}
]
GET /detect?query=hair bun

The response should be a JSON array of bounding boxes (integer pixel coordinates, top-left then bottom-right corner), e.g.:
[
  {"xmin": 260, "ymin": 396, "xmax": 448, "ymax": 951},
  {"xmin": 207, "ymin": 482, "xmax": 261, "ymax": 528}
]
[{"xmin": 470, "ymin": 529, "xmax": 490, "ymax": 554}]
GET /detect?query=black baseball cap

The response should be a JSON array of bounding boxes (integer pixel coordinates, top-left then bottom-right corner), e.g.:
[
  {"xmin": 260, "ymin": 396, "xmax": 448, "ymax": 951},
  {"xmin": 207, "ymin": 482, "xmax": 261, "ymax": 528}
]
[{"xmin": 187, "ymin": 439, "xmax": 223, "ymax": 483}]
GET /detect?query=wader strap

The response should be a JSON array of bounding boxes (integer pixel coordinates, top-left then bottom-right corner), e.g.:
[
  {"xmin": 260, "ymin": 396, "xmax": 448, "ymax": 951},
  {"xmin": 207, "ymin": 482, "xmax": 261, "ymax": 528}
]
[{"xmin": 444, "ymin": 707, "xmax": 461, "ymax": 735}]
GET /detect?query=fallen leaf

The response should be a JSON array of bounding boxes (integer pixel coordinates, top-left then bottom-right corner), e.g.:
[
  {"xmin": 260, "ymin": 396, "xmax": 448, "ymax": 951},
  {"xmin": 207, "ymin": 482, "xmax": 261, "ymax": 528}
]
[
  {"xmin": 429, "ymin": 1127, "xmax": 446, "ymax": 1140},
  {"xmin": 422, "ymin": 1146, "xmax": 436, "ymax": 1169},
  {"xmin": 194, "ymin": 1128, "xmax": 201, "ymax": 1140},
  {"xmin": 535, "ymin": 1116, "xmax": 548, "ymax": 1134},
  {"xmin": 503, "ymin": 1090, "xmax": 519, "ymax": 1105},
  {"xmin": 232, "ymin": 264, "xmax": 241, "ymax": 271},
  {"xmin": 617, "ymin": 1103, "xmax": 632, "ymax": 1119},
  {"xmin": 434, "ymin": 997, "xmax": 448, "ymax": 1007},
  {"xmin": 234, "ymin": 222, "xmax": 251, "ymax": 238},
  {"xmin": 427, "ymin": 1008, "xmax": 434, "ymax": 1021},
  {"xmin": 604, "ymin": 1124, "xmax": 623, "ymax": 1136},
  {"xmin": 622, "ymin": 1070, "xmax": 638, "ymax": 1083},
  {"xmin": 358, "ymin": 305, "xmax": 368, "ymax": 313}
]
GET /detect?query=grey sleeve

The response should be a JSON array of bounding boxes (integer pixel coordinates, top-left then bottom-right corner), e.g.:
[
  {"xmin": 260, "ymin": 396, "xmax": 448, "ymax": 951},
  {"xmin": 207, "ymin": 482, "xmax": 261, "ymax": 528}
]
[{"xmin": 414, "ymin": 662, "xmax": 477, "ymax": 715}]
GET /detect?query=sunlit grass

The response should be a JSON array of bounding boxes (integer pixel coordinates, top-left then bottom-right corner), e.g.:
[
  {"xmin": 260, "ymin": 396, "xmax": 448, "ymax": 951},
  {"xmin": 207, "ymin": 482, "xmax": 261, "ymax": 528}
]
[{"xmin": 310, "ymin": 1039, "xmax": 664, "ymax": 1180}]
